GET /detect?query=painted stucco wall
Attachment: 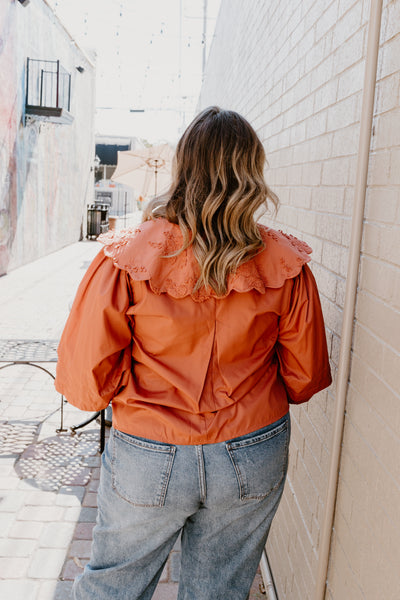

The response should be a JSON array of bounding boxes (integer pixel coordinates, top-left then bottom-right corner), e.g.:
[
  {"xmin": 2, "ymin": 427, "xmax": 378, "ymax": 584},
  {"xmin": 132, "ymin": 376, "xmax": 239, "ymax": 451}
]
[
  {"xmin": 198, "ymin": 0, "xmax": 400, "ymax": 598},
  {"xmin": 0, "ymin": 0, "xmax": 95, "ymax": 275}
]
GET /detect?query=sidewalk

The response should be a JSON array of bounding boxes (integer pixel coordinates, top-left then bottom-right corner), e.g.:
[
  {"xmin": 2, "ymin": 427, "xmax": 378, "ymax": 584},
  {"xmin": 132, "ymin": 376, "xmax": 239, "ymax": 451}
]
[{"xmin": 0, "ymin": 236, "xmax": 266, "ymax": 600}]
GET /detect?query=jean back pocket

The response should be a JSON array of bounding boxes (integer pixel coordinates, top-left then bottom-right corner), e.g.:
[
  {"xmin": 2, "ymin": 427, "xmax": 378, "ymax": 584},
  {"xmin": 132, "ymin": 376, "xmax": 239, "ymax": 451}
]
[
  {"xmin": 225, "ymin": 416, "xmax": 290, "ymax": 501},
  {"xmin": 111, "ymin": 430, "xmax": 176, "ymax": 507}
]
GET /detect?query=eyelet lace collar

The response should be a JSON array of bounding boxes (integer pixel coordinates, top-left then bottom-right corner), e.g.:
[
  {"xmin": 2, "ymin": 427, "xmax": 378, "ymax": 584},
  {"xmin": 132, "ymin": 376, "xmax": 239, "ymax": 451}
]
[{"xmin": 98, "ymin": 218, "xmax": 312, "ymax": 302}]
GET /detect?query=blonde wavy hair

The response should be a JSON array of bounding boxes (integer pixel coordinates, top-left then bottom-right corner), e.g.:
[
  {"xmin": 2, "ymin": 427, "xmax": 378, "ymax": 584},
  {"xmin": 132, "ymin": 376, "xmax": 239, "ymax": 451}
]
[{"xmin": 144, "ymin": 106, "xmax": 278, "ymax": 295}]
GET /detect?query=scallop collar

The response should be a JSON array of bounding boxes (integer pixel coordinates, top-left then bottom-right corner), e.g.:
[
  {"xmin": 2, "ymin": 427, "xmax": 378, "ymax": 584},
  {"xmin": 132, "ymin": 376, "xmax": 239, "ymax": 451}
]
[{"xmin": 99, "ymin": 218, "xmax": 312, "ymax": 302}]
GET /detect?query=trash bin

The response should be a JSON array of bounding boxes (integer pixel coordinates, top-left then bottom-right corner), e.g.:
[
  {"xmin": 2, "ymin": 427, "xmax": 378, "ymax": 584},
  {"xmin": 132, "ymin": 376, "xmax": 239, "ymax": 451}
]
[
  {"xmin": 98, "ymin": 203, "xmax": 110, "ymax": 234},
  {"xmin": 87, "ymin": 204, "xmax": 101, "ymax": 239},
  {"xmin": 87, "ymin": 203, "xmax": 109, "ymax": 239}
]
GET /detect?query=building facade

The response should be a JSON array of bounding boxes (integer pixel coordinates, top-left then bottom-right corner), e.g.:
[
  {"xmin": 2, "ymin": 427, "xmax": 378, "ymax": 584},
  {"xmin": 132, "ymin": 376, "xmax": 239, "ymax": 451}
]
[
  {"xmin": 0, "ymin": 0, "xmax": 96, "ymax": 275},
  {"xmin": 199, "ymin": 0, "xmax": 400, "ymax": 598}
]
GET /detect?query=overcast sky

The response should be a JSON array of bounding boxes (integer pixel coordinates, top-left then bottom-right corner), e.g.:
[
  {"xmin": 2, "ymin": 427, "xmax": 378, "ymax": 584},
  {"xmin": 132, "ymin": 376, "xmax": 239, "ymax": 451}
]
[{"xmin": 48, "ymin": 0, "xmax": 221, "ymax": 143}]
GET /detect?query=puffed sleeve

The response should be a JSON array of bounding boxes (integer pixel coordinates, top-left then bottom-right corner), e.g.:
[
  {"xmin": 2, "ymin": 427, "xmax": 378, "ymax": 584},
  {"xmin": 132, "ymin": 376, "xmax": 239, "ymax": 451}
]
[
  {"xmin": 277, "ymin": 264, "xmax": 332, "ymax": 404},
  {"xmin": 55, "ymin": 249, "xmax": 133, "ymax": 411}
]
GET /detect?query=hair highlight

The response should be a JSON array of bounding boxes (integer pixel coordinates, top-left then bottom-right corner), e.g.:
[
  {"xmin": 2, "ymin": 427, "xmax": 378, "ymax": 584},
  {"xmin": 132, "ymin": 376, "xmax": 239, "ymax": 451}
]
[{"xmin": 143, "ymin": 106, "xmax": 278, "ymax": 295}]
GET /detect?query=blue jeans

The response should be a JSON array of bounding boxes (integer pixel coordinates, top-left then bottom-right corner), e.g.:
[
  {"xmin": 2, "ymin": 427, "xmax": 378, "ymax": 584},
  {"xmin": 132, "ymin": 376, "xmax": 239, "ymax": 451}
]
[{"xmin": 73, "ymin": 413, "xmax": 290, "ymax": 600}]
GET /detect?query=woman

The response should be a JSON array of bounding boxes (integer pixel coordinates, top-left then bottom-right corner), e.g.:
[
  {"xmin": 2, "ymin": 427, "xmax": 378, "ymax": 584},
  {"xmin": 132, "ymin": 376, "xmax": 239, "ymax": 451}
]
[{"xmin": 55, "ymin": 106, "xmax": 331, "ymax": 600}]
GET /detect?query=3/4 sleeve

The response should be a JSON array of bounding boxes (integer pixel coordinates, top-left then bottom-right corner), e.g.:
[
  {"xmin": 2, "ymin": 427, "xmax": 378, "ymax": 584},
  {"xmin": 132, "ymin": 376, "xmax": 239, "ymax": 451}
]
[
  {"xmin": 276, "ymin": 264, "xmax": 332, "ymax": 404},
  {"xmin": 55, "ymin": 249, "xmax": 133, "ymax": 412}
]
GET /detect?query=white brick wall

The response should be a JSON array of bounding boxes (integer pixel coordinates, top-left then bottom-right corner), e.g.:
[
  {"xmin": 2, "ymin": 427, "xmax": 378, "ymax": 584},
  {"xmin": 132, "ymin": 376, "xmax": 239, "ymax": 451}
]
[{"xmin": 199, "ymin": 0, "xmax": 400, "ymax": 598}]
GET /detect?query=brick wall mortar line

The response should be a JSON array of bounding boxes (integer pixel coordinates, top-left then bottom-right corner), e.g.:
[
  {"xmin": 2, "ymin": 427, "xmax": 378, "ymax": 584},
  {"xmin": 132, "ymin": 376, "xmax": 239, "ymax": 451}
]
[
  {"xmin": 350, "ymin": 350, "xmax": 400, "ymax": 399},
  {"xmin": 341, "ymin": 404, "xmax": 400, "ymax": 496},
  {"xmin": 286, "ymin": 475, "xmax": 319, "ymax": 565}
]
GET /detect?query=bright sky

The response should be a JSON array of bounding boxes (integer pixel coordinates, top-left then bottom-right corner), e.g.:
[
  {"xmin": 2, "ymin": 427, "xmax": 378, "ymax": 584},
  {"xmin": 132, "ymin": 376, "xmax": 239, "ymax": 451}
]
[{"xmin": 48, "ymin": 0, "xmax": 221, "ymax": 144}]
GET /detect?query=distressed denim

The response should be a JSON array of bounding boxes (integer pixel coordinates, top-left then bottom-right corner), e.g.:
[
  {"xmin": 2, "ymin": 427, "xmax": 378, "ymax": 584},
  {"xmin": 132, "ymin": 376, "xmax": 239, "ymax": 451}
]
[{"xmin": 73, "ymin": 412, "xmax": 290, "ymax": 600}]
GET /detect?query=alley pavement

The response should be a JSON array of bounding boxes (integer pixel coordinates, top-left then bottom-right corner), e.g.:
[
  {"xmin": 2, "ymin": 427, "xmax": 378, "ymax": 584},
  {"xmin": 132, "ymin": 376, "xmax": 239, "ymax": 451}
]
[{"xmin": 0, "ymin": 228, "xmax": 266, "ymax": 599}]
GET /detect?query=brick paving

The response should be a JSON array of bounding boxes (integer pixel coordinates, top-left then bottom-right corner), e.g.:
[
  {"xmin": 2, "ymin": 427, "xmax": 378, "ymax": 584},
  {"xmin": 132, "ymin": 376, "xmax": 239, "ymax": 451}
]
[{"xmin": 0, "ymin": 237, "xmax": 267, "ymax": 599}]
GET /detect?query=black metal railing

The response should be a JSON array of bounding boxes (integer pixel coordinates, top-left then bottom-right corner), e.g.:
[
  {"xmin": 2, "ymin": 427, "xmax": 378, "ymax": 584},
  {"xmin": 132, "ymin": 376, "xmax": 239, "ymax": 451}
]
[{"xmin": 26, "ymin": 58, "xmax": 71, "ymax": 111}]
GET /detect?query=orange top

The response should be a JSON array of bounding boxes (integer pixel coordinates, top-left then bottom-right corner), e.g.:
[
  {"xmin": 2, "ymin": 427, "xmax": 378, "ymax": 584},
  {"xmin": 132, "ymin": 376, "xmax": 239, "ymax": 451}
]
[{"xmin": 55, "ymin": 218, "xmax": 332, "ymax": 445}]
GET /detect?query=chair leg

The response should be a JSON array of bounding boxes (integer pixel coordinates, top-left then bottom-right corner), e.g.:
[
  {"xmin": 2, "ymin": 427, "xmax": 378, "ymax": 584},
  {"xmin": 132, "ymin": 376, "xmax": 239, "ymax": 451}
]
[
  {"xmin": 56, "ymin": 395, "xmax": 68, "ymax": 433},
  {"xmin": 70, "ymin": 411, "xmax": 101, "ymax": 433},
  {"xmin": 70, "ymin": 410, "xmax": 105, "ymax": 453}
]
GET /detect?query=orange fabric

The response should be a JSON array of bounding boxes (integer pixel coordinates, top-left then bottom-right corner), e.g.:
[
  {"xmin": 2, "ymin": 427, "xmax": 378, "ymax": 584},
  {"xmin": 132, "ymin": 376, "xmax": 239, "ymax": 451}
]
[{"xmin": 55, "ymin": 219, "xmax": 332, "ymax": 445}]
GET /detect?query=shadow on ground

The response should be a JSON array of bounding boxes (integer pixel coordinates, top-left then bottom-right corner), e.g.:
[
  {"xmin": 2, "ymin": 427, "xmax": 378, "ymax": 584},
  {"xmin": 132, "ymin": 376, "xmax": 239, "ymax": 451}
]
[{"xmin": 0, "ymin": 420, "xmax": 98, "ymax": 493}]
